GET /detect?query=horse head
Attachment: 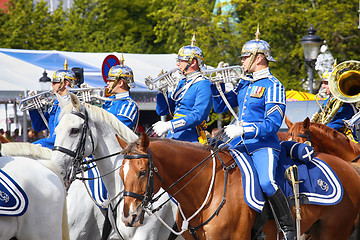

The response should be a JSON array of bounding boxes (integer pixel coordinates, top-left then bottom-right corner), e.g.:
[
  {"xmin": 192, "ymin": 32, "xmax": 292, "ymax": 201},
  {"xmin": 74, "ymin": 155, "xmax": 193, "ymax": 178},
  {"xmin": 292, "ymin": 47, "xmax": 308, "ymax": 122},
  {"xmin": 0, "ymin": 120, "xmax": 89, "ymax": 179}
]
[
  {"xmin": 287, "ymin": 117, "xmax": 312, "ymax": 145},
  {"xmin": 52, "ymin": 93, "xmax": 98, "ymax": 186},
  {"xmin": 117, "ymin": 133, "xmax": 153, "ymax": 227}
]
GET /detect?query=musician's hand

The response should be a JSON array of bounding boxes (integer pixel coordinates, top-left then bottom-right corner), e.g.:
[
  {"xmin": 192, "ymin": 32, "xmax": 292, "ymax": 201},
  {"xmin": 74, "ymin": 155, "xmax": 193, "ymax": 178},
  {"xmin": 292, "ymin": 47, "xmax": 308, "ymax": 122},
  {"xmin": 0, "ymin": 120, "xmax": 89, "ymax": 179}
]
[
  {"xmin": 152, "ymin": 121, "xmax": 173, "ymax": 136},
  {"xmin": 217, "ymin": 61, "xmax": 229, "ymax": 69},
  {"xmin": 224, "ymin": 124, "xmax": 244, "ymax": 139},
  {"xmin": 28, "ymin": 90, "xmax": 37, "ymax": 96},
  {"xmin": 80, "ymin": 83, "xmax": 90, "ymax": 88}
]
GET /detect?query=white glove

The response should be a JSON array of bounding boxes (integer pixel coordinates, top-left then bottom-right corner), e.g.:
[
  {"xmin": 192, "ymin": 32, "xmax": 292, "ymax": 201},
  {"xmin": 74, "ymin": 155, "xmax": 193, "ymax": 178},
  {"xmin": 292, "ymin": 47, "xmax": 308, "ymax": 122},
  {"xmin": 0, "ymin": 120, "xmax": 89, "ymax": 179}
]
[
  {"xmin": 217, "ymin": 61, "xmax": 229, "ymax": 69},
  {"xmin": 153, "ymin": 121, "xmax": 173, "ymax": 136},
  {"xmin": 224, "ymin": 124, "xmax": 244, "ymax": 139},
  {"xmin": 28, "ymin": 90, "xmax": 37, "ymax": 96},
  {"xmin": 80, "ymin": 83, "xmax": 90, "ymax": 88}
]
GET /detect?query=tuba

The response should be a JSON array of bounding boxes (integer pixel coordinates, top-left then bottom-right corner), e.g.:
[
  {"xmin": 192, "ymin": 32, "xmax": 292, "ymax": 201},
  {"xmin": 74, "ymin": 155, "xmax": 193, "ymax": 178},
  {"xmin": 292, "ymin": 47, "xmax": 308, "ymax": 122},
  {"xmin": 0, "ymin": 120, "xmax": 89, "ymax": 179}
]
[
  {"xmin": 311, "ymin": 60, "xmax": 360, "ymax": 124},
  {"xmin": 19, "ymin": 91, "xmax": 54, "ymax": 112}
]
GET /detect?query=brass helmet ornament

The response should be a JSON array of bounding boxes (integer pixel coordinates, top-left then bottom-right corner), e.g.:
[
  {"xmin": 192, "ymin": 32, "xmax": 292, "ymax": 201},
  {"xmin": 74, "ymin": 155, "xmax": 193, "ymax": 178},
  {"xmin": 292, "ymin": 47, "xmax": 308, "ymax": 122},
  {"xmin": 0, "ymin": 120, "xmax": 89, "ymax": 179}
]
[
  {"xmin": 240, "ymin": 24, "xmax": 276, "ymax": 72},
  {"xmin": 107, "ymin": 53, "xmax": 135, "ymax": 93}
]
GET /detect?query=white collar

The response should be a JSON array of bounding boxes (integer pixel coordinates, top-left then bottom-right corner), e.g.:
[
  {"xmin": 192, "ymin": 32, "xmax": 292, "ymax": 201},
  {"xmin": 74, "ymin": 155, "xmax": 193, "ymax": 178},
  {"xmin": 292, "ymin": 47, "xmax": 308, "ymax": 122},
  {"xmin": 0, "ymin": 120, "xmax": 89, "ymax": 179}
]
[
  {"xmin": 114, "ymin": 92, "xmax": 130, "ymax": 99},
  {"xmin": 185, "ymin": 70, "xmax": 202, "ymax": 82},
  {"xmin": 251, "ymin": 68, "xmax": 271, "ymax": 82}
]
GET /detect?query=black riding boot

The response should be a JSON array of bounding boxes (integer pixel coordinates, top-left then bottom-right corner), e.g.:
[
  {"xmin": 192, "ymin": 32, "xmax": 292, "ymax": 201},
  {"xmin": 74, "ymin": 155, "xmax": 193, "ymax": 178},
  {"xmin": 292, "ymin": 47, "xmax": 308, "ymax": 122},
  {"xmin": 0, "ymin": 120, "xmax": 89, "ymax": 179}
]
[{"xmin": 268, "ymin": 189, "xmax": 296, "ymax": 240}]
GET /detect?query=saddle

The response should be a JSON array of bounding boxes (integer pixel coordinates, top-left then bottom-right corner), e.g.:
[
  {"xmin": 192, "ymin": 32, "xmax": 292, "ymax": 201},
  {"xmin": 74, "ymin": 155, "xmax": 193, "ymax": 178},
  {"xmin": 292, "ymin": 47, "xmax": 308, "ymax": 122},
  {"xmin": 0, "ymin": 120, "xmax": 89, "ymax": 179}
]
[
  {"xmin": 0, "ymin": 169, "xmax": 28, "ymax": 216},
  {"xmin": 229, "ymin": 141, "xmax": 343, "ymax": 213}
]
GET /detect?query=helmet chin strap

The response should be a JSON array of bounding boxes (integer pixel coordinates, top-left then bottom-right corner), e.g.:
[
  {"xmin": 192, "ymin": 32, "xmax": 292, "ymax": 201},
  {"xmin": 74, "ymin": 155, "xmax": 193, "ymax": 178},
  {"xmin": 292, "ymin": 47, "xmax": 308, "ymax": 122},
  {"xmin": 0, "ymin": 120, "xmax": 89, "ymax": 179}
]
[
  {"xmin": 245, "ymin": 47, "xmax": 259, "ymax": 73},
  {"xmin": 56, "ymin": 76, "xmax": 65, "ymax": 93},
  {"xmin": 182, "ymin": 57, "xmax": 194, "ymax": 74},
  {"xmin": 108, "ymin": 75, "xmax": 122, "ymax": 94}
]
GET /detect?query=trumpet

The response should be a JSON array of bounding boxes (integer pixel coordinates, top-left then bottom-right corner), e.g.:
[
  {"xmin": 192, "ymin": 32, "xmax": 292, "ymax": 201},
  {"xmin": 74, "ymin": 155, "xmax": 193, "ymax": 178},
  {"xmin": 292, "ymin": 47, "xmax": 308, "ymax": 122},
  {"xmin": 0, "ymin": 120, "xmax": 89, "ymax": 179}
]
[
  {"xmin": 202, "ymin": 65, "xmax": 248, "ymax": 84},
  {"xmin": 19, "ymin": 91, "xmax": 54, "ymax": 112},
  {"xmin": 145, "ymin": 68, "xmax": 180, "ymax": 92},
  {"xmin": 67, "ymin": 86, "xmax": 108, "ymax": 103}
]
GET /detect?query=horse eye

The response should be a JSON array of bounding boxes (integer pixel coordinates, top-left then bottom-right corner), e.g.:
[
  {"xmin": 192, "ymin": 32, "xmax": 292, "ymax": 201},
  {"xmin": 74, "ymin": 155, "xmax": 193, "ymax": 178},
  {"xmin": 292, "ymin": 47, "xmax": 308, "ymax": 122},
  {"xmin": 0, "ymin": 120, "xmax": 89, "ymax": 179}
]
[
  {"xmin": 70, "ymin": 128, "xmax": 80, "ymax": 135},
  {"xmin": 139, "ymin": 170, "xmax": 147, "ymax": 178}
]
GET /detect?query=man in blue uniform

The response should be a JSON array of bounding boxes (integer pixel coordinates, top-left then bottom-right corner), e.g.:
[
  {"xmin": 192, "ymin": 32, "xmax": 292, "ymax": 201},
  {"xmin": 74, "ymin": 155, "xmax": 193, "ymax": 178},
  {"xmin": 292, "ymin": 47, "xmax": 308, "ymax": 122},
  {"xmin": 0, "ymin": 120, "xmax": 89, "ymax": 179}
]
[
  {"xmin": 29, "ymin": 68, "xmax": 77, "ymax": 149},
  {"xmin": 211, "ymin": 27, "xmax": 295, "ymax": 239},
  {"xmin": 102, "ymin": 56, "xmax": 139, "ymax": 131},
  {"xmin": 152, "ymin": 34, "xmax": 213, "ymax": 143},
  {"xmin": 313, "ymin": 69, "xmax": 358, "ymax": 142}
]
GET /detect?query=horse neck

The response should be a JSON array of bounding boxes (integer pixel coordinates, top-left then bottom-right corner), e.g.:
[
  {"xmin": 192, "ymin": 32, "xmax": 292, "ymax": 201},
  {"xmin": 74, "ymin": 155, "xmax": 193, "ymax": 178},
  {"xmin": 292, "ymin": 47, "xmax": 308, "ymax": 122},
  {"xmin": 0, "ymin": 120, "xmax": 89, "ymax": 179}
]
[
  {"xmin": 310, "ymin": 124, "xmax": 359, "ymax": 161},
  {"xmin": 150, "ymin": 141, "xmax": 214, "ymax": 211},
  {"xmin": 92, "ymin": 121, "xmax": 124, "ymax": 197}
]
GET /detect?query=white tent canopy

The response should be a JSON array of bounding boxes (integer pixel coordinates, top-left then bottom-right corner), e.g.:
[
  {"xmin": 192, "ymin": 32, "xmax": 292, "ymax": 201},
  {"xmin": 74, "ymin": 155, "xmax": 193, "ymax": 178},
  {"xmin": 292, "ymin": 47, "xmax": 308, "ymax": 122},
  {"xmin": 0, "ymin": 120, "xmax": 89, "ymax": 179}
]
[{"xmin": 0, "ymin": 48, "xmax": 177, "ymax": 94}]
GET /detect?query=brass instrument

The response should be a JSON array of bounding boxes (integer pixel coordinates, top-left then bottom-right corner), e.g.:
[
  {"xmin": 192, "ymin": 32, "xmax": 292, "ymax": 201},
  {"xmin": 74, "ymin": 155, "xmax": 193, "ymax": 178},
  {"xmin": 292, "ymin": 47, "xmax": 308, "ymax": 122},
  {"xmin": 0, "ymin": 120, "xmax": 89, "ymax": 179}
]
[
  {"xmin": 201, "ymin": 65, "xmax": 248, "ymax": 84},
  {"xmin": 145, "ymin": 68, "xmax": 181, "ymax": 92},
  {"xmin": 19, "ymin": 91, "xmax": 54, "ymax": 112},
  {"xmin": 311, "ymin": 60, "xmax": 360, "ymax": 125},
  {"xmin": 67, "ymin": 86, "xmax": 109, "ymax": 104}
]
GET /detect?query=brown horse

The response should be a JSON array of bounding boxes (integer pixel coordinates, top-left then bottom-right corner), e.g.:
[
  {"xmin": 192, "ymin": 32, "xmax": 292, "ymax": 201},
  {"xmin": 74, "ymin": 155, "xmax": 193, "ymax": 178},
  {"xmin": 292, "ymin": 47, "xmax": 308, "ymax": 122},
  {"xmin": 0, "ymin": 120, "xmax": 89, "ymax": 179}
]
[
  {"xmin": 0, "ymin": 133, "xmax": 9, "ymax": 143},
  {"xmin": 117, "ymin": 133, "xmax": 360, "ymax": 240},
  {"xmin": 286, "ymin": 117, "xmax": 360, "ymax": 172}
]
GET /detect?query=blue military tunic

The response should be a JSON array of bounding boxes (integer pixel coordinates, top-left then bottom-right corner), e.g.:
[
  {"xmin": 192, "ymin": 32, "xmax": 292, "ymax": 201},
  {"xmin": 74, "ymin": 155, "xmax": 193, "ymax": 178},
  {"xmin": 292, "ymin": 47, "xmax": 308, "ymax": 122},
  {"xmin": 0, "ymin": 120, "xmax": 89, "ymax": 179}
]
[
  {"xmin": 212, "ymin": 68, "xmax": 286, "ymax": 153},
  {"xmin": 212, "ymin": 68, "xmax": 286, "ymax": 196},
  {"xmin": 156, "ymin": 70, "xmax": 213, "ymax": 143},
  {"xmin": 29, "ymin": 95, "xmax": 69, "ymax": 149},
  {"xmin": 102, "ymin": 92, "xmax": 139, "ymax": 131},
  {"xmin": 322, "ymin": 97, "xmax": 358, "ymax": 142}
]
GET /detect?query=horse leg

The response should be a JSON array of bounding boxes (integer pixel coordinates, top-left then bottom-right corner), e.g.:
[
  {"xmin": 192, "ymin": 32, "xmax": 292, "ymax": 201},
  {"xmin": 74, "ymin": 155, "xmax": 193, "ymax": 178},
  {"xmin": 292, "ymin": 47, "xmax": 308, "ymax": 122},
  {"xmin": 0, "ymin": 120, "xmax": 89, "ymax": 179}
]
[{"xmin": 0, "ymin": 218, "xmax": 17, "ymax": 239}]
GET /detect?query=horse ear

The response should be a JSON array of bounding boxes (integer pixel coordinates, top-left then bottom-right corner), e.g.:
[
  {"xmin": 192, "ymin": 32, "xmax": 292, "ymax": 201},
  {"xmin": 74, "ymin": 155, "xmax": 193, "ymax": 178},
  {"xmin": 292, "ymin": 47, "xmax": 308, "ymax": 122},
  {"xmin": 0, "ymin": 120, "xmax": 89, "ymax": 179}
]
[
  {"xmin": 115, "ymin": 134, "xmax": 128, "ymax": 149},
  {"xmin": 303, "ymin": 117, "xmax": 311, "ymax": 129},
  {"xmin": 139, "ymin": 133, "xmax": 150, "ymax": 152},
  {"xmin": 56, "ymin": 92, "xmax": 68, "ymax": 109},
  {"xmin": 69, "ymin": 93, "xmax": 81, "ymax": 111},
  {"xmin": 284, "ymin": 115, "xmax": 293, "ymax": 129}
]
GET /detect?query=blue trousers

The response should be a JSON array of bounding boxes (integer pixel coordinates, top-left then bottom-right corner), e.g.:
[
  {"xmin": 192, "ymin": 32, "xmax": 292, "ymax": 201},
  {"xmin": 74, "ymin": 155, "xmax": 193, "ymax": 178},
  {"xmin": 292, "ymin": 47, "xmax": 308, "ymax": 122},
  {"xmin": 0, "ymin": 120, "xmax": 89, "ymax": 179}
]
[{"xmin": 251, "ymin": 148, "xmax": 280, "ymax": 197}]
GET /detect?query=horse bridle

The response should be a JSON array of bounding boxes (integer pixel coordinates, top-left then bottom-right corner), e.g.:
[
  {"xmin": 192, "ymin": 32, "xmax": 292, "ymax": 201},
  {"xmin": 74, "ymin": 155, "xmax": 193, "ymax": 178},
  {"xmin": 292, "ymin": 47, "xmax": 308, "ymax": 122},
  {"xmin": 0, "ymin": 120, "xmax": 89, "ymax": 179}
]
[
  {"xmin": 296, "ymin": 129, "xmax": 312, "ymax": 146},
  {"xmin": 122, "ymin": 150, "xmax": 161, "ymax": 210},
  {"xmin": 53, "ymin": 109, "xmax": 95, "ymax": 184}
]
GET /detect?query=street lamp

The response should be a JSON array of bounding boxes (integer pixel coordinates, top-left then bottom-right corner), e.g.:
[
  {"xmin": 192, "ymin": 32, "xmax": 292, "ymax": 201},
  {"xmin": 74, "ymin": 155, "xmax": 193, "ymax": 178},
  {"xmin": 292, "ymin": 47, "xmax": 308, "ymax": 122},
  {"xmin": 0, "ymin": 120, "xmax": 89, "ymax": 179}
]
[
  {"xmin": 39, "ymin": 70, "xmax": 51, "ymax": 91},
  {"xmin": 301, "ymin": 25, "xmax": 322, "ymax": 94}
]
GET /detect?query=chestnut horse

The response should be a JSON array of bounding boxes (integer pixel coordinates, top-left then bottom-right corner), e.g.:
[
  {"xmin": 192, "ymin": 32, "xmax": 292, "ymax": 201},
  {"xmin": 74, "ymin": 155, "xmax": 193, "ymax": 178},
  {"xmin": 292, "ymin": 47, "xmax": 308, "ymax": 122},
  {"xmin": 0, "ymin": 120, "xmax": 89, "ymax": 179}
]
[
  {"xmin": 117, "ymin": 133, "xmax": 360, "ymax": 240},
  {"xmin": 0, "ymin": 133, "xmax": 9, "ymax": 143},
  {"xmin": 286, "ymin": 117, "xmax": 360, "ymax": 173}
]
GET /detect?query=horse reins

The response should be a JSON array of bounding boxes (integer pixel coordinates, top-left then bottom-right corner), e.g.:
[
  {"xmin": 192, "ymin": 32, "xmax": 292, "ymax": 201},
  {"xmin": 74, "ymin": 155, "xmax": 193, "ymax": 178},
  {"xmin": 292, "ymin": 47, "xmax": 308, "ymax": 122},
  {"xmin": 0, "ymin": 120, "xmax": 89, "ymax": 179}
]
[{"xmin": 122, "ymin": 146, "xmax": 237, "ymax": 239}]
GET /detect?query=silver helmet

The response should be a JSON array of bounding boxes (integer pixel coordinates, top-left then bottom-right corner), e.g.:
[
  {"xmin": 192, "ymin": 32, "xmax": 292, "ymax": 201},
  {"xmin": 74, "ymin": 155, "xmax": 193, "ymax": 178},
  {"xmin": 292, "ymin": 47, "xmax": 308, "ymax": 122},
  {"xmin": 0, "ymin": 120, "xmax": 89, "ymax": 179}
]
[
  {"xmin": 52, "ymin": 70, "xmax": 77, "ymax": 88},
  {"xmin": 177, "ymin": 32, "xmax": 205, "ymax": 71},
  {"xmin": 107, "ymin": 54, "xmax": 135, "ymax": 92},
  {"xmin": 240, "ymin": 25, "xmax": 276, "ymax": 62}
]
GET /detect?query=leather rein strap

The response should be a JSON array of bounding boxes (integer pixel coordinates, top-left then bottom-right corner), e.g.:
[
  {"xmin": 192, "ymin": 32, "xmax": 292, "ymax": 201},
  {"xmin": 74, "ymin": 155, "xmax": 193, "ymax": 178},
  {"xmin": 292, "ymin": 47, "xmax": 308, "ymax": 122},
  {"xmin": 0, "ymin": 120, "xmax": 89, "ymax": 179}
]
[{"xmin": 123, "ymin": 148, "xmax": 237, "ymax": 240}]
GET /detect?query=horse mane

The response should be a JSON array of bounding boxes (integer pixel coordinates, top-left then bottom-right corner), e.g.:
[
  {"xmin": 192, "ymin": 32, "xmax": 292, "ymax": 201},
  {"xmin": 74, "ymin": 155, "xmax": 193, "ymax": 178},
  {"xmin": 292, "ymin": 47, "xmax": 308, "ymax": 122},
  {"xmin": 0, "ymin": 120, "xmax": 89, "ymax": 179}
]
[
  {"xmin": 310, "ymin": 122, "xmax": 360, "ymax": 155},
  {"xmin": 122, "ymin": 136, "xmax": 219, "ymax": 155},
  {"xmin": 61, "ymin": 102, "xmax": 138, "ymax": 143},
  {"xmin": 2, "ymin": 142, "xmax": 52, "ymax": 159}
]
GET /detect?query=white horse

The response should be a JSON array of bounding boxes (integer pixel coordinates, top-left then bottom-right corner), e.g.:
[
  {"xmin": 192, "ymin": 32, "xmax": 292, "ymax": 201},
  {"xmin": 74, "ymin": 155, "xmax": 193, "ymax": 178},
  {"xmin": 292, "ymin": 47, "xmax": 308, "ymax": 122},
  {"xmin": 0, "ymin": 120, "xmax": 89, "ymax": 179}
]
[
  {"xmin": 0, "ymin": 143, "xmax": 69, "ymax": 240},
  {"xmin": 52, "ymin": 93, "xmax": 182, "ymax": 240},
  {"xmin": 2, "ymin": 142, "xmax": 116, "ymax": 240}
]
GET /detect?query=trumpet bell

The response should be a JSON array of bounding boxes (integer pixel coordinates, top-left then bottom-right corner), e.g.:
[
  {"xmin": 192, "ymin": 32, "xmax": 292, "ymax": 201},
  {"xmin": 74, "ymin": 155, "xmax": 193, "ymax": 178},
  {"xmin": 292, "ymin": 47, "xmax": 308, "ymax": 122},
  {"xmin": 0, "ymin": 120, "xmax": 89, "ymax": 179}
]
[
  {"xmin": 329, "ymin": 60, "xmax": 360, "ymax": 103},
  {"xmin": 145, "ymin": 68, "xmax": 180, "ymax": 92},
  {"xmin": 19, "ymin": 91, "xmax": 54, "ymax": 112}
]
